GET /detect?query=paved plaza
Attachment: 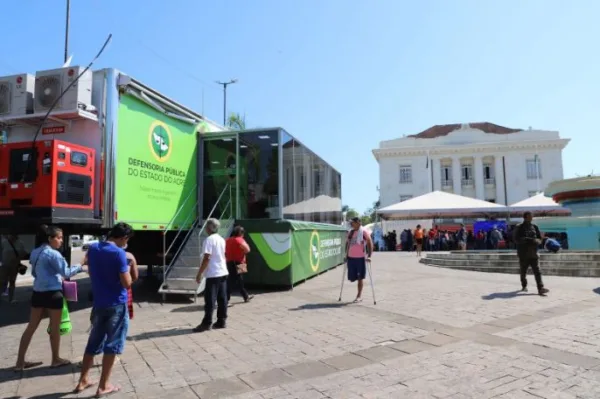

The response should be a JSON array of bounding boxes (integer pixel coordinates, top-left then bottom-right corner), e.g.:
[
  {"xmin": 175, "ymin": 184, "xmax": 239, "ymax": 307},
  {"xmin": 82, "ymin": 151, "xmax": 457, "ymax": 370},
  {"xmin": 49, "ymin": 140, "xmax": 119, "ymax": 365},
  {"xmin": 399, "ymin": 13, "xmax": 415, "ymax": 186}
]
[{"xmin": 2, "ymin": 252, "xmax": 600, "ymax": 398}]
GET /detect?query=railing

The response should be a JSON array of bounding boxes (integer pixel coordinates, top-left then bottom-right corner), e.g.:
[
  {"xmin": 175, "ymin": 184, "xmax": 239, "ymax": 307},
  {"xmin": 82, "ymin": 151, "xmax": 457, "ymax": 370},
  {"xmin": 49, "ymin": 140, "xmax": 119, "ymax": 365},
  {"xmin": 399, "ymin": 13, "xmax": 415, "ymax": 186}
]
[
  {"xmin": 461, "ymin": 178, "xmax": 474, "ymax": 187},
  {"xmin": 442, "ymin": 179, "xmax": 453, "ymax": 188},
  {"xmin": 484, "ymin": 178, "xmax": 496, "ymax": 185},
  {"xmin": 162, "ymin": 184, "xmax": 233, "ymax": 284},
  {"xmin": 162, "ymin": 185, "xmax": 199, "ymax": 282}
]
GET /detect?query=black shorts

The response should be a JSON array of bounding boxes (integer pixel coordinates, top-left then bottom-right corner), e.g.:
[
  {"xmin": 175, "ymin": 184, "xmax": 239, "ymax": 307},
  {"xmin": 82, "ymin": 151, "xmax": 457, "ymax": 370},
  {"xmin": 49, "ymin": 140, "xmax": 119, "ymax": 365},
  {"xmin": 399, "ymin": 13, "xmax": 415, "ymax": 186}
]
[{"xmin": 31, "ymin": 290, "xmax": 63, "ymax": 310}]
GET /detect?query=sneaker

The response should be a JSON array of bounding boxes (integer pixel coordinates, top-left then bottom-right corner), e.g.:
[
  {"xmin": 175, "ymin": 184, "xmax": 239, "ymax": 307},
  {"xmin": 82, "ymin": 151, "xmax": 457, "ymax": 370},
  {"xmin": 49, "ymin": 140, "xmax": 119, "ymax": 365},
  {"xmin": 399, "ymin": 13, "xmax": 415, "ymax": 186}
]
[
  {"xmin": 538, "ymin": 288, "xmax": 549, "ymax": 296},
  {"xmin": 244, "ymin": 295, "xmax": 254, "ymax": 303},
  {"xmin": 521, "ymin": 287, "xmax": 528, "ymax": 292},
  {"xmin": 192, "ymin": 323, "xmax": 211, "ymax": 333},
  {"xmin": 212, "ymin": 320, "xmax": 226, "ymax": 329}
]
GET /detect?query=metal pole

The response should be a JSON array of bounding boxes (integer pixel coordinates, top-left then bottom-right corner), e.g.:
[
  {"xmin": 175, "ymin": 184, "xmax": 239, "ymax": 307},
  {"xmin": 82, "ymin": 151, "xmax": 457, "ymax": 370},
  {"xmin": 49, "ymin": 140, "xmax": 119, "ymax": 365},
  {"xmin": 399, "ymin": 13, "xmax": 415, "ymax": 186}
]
[
  {"xmin": 223, "ymin": 83, "xmax": 227, "ymax": 126},
  {"xmin": 64, "ymin": 0, "xmax": 71, "ymax": 64},
  {"xmin": 216, "ymin": 79, "xmax": 238, "ymax": 127}
]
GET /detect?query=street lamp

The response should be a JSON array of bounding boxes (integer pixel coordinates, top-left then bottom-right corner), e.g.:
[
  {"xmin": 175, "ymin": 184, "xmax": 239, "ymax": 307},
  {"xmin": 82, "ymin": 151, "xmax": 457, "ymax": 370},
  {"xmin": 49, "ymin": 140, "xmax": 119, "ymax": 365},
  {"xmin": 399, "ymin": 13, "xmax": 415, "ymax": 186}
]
[
  {"xmin": 216, "ymin": 79, "xmax": 238, "ymax": 126},
  {"xmin": 64, "ymin": 0, "xmax": 71, "ymax": 64}
]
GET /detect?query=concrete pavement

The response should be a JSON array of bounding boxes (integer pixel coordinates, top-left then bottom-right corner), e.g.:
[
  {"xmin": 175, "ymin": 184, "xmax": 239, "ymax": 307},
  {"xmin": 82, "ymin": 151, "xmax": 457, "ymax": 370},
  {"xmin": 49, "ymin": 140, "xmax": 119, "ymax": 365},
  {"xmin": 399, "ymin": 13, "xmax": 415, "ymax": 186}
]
[{"xmin": 2, "ymin": 252, "xmax": 600, "ymax": 398}]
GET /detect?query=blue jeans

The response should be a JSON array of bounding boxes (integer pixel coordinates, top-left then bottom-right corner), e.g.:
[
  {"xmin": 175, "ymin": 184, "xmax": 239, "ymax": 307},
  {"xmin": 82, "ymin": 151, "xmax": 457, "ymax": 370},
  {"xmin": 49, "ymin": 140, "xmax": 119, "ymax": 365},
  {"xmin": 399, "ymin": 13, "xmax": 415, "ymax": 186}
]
[{"xmin": 85, "ymin": 303, "xmax": 129, "ymax": 355}]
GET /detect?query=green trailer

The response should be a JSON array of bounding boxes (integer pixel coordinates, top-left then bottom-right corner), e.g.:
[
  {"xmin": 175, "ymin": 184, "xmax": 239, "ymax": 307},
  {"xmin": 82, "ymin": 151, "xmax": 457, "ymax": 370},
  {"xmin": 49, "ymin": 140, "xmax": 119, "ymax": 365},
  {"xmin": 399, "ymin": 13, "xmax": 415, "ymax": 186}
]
[{"xmin": 241, "ymin": 219, "xmax": 347, "ymax": 287}]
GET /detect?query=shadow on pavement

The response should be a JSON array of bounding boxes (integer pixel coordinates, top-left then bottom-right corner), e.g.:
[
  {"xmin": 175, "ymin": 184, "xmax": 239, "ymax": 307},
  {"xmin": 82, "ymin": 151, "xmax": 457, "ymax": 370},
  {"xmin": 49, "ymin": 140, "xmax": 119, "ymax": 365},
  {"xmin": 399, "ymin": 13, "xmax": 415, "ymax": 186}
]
[
  {"xmin": 128, "ymin": 327, "xmax": 194, "ymax": 341},
  {"xmin": 25, "ymin": 392, "xmax": 74, "ymax": 399},
  {"xmin": 481, "ymin": 291, "xmax": 537, "ymax": 300},
  {"xmin": 0, "ymin": 363, "xmax": 76, "ymax": 384},
  {"xmin": 289, "ymin": 302, "xmax": 351, "ymax": 311},
  {"xmin": 593, "ymin": 287, "xmax": 600, "ymax": 295}
]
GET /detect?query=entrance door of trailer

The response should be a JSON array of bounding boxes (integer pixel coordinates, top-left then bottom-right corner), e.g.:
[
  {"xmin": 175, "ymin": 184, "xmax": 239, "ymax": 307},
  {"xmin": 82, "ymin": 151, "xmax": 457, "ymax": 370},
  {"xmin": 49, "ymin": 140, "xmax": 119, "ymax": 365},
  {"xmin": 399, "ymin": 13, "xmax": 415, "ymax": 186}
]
[{"xmin": 201, "ymin": 133, "xmax": 239, "ymax": 220}]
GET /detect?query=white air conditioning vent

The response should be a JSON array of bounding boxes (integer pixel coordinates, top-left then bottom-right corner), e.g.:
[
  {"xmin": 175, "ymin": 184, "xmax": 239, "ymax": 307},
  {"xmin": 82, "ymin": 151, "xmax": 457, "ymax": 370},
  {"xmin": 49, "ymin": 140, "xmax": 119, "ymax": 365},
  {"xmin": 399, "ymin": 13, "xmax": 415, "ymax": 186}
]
[
  {"xmin": 0, "ymin": 74, "xmax": 35, "ymax": 117},
  {"xmin": 35, "ymin": 74, "xmax": 62, "ymax": 109},
  {"xmin": 34, "ymin": 66, "xmax": 92, "ymax": 113}
]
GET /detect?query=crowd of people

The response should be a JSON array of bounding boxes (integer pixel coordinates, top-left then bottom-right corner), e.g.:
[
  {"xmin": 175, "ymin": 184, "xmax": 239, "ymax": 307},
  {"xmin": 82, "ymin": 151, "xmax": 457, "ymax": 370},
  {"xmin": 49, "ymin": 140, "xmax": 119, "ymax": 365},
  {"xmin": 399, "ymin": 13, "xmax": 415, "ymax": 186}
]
[{"xmin": 375, "ymin": 223, "xmax": 568, "ymax": 253}]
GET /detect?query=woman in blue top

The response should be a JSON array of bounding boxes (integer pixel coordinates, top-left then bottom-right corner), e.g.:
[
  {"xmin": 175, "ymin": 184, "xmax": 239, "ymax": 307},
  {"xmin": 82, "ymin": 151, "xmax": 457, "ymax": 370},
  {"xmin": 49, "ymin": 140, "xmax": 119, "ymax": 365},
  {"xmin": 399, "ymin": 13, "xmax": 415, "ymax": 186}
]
[{"xmin": 15, "ymin": 225, "xmax": 83, "ymax": 371}]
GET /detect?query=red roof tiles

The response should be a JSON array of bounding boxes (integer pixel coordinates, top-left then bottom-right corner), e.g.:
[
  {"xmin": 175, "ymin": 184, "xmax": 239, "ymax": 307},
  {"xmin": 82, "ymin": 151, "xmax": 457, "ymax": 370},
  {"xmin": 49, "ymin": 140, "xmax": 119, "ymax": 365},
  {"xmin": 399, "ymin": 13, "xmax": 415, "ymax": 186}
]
[{"xmin": 408, "ymin": 122, "xmax": 522, "ymax": 139}]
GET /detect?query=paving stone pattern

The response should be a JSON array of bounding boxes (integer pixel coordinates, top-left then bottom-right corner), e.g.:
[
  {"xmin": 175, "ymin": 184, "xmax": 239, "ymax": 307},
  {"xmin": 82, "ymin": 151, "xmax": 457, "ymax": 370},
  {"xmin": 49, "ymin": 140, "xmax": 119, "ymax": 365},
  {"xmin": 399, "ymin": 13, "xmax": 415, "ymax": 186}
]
[{"xmin": 2, "ymin": 252, "xmax": 600, "ymax": 398}]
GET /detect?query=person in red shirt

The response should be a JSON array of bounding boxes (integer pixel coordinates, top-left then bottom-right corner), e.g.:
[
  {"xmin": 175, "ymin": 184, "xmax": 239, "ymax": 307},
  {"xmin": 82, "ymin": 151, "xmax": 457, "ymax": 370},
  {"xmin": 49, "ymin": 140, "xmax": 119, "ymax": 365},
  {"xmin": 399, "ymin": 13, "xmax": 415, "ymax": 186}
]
[{"xmin": 225, "ymin": 226, "xmax": 253, "ymax": 303}]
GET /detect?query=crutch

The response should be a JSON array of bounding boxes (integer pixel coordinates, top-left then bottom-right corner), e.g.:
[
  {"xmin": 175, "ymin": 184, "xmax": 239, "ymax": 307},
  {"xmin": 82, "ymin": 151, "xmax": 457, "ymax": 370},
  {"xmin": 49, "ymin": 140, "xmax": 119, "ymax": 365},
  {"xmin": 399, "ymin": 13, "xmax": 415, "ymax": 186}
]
[
  {"xmin": 338, "ymin": 262, "xmax": 347, "ymax": 301},
  {"xmin": 367, "ymin": 259, "xmax": 377, "ymax": 305}
]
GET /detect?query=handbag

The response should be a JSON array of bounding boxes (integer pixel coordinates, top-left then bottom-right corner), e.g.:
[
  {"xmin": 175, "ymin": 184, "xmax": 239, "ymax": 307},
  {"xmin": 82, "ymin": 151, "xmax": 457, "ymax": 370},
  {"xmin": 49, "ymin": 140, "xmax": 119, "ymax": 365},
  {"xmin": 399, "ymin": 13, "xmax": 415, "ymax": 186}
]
[
  {"xmin": 7, "ymin": 239, "xmax": 27, "ymax": 275},
  {"xmin": 236, "ymin": 262, "xmax": 248, "ymax": 274},
  {"xmin": 63, "ymin": 279, "xmax": 78, "ymax": 302}
]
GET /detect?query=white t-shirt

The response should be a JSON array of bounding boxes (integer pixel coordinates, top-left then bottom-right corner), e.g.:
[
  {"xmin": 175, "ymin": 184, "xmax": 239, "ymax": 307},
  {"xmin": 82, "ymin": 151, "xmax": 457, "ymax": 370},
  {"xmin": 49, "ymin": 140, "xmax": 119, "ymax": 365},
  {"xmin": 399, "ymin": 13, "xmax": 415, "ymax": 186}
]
[{"xmin": 202, "ymin": 234, "xmax": 228, "ymax": 278}]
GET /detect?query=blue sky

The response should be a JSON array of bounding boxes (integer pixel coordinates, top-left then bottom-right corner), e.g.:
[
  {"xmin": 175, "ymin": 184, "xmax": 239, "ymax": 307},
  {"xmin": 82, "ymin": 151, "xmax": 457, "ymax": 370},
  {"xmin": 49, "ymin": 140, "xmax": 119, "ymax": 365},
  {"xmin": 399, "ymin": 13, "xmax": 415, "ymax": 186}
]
[{"xmin": 2, "ymin": 0, "xmax": 598, "ymax": 213}]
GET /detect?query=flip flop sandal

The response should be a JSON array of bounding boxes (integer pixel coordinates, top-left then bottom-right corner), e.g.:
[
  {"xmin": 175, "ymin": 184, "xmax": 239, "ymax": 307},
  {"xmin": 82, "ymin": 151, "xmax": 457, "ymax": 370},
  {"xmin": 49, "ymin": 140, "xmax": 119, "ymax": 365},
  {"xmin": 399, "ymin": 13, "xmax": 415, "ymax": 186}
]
[
  {"xmin": 14, "ymin": 361, "xmax": 43, "ymax": 372},
  {"xmin": 50, "ymin": 359, "xmax": 71, "ymax": 368},
  {"xmin": 353, "ymin": 298, "xmax": 363, "ymax": 303},
  {"xmin": 95, "ymin": 385, "xmax": 121, "ymax": 398}
]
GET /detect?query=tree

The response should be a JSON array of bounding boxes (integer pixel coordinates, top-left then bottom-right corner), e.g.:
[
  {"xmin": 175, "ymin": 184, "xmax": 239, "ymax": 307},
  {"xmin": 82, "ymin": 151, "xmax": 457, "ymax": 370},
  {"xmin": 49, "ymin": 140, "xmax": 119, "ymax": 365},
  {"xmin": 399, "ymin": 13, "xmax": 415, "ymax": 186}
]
[
  {"xmin": 364, "ymin": 200, "xmax": 381, "ymax": 223},
  {"xmin": 345, "ymin": 208, "xmax": 359, "ymax": 220},
  {"xmin": 227, "ymin": 112, "xmax": 246, "ymax": 130},
  {"xmin": 342, "ymin": 205, "xmax": 350, "ymax": 213},
  {"xmin": 360, "ymin": 215, "xmax": 372, "ymax": 225}
]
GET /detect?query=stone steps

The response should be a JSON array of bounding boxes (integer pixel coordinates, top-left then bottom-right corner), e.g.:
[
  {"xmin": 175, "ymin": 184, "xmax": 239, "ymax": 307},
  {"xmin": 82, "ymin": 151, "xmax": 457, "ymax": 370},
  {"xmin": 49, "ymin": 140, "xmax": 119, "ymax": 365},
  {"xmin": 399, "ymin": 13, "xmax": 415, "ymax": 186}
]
[
  {"xmin": 420, "ymin": 251, "xmax": 600, "ymax": 277},
  {"xmin": 425, "ymin": 251, "xmax": 600, "ymax": 262}
]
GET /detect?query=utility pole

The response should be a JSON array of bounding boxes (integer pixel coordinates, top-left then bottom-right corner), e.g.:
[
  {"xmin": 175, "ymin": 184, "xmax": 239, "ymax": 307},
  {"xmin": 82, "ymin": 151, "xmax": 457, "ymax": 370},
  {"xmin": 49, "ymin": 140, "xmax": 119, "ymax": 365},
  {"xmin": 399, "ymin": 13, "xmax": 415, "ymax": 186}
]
[
  {"xmin": 64, "ymin": 0, "xmax": 71, "ymax": 64},
  {"xmin": 216, "ymin": 79, "xmax": 238, "ymax": 126}
]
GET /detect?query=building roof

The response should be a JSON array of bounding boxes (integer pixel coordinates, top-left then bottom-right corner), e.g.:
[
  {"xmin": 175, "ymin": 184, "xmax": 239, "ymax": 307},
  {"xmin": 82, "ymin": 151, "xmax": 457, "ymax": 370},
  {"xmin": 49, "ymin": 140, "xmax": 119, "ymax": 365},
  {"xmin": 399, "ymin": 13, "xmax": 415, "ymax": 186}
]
[{"xmin": 408, "ymin": 122, "xmax": 522, "ymax": 139}]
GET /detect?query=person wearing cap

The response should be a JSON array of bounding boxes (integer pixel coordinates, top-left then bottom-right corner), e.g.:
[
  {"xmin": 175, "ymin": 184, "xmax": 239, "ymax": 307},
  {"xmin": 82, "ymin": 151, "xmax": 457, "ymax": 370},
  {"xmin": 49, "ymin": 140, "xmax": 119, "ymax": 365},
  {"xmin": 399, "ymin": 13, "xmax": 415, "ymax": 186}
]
[{"xmin": 345, "ymin": 217, "xmax": 373, "ymax": 303}]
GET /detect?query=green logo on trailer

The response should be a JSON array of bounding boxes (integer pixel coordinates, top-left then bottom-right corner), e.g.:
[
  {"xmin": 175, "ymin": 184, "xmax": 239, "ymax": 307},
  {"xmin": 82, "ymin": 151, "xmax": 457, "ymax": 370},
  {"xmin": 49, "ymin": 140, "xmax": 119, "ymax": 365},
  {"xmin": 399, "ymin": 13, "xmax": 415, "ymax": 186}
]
[
  {"xmin": 148, "ymin": 121, "xmax": 173, "ymax": 162},
  {"xmin": 309, "ymin": 230, "xmax": 320, "ymax": 272}
]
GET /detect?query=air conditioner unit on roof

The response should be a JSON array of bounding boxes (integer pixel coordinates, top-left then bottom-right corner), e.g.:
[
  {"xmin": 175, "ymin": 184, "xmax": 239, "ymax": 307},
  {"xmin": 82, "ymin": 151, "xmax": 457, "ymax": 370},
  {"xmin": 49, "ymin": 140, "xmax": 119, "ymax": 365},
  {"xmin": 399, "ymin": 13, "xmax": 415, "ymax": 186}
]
[
  {"xmin": 34, "ymin": 66, "xmax": 92, "ymax": 113},
  {"xmin": 0, "ymin": 73, "xmax": 34, "ymax": 118}
]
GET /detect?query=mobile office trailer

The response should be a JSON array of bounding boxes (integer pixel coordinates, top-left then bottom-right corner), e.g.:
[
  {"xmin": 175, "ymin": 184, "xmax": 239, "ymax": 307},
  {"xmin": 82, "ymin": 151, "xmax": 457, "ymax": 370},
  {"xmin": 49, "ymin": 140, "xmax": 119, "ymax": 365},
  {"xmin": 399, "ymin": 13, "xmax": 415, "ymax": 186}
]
[
  {"xmin": 0, "ymin": 67, "xmax": 346, "ymax": 298},
  {"xmin": 0, "ymin": 67, "xmax": 224, "ymax": 267}
]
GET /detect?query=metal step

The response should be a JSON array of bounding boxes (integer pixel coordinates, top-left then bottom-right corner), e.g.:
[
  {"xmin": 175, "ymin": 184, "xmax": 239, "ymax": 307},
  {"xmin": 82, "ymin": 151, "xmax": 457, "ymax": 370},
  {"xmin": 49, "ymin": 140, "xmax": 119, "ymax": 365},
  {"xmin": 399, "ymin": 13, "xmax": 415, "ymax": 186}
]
[
  {"xmin": 168, "ymin": 266, "xmax": 198, "ymax": 279},
  {"xmin": 158, "ymin": 277, "xmax": 205, "ymax": 295}
]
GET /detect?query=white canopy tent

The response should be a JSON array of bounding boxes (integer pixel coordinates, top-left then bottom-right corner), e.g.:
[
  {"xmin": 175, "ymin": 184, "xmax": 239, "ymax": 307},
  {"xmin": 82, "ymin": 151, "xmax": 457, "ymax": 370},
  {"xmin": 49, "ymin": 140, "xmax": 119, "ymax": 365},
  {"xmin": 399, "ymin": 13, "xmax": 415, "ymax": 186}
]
[
  {"xmin": 508, "ymin": 193, "xmax": 571, "ymax": 216},
  {"xmin": 377, "ymin": 191, "xmax": 508, "ymax": 220}
]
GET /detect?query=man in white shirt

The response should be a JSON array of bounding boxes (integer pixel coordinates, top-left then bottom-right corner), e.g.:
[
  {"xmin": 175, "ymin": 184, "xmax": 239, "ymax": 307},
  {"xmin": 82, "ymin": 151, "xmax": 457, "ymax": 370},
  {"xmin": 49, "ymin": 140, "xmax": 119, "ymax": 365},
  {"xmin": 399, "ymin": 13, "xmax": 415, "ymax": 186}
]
[{"xmin": 194, "ymin": 218, "xmax": 229, "ymax": 332}]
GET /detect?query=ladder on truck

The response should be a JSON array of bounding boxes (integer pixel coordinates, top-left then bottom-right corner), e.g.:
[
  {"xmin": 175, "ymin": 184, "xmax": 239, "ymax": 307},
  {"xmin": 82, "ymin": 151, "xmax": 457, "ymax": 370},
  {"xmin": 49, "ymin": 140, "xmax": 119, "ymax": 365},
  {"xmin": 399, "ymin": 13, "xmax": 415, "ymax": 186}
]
[{"xmin": 158, "ymin": 184, "xmax": 234, "ymax": 302}]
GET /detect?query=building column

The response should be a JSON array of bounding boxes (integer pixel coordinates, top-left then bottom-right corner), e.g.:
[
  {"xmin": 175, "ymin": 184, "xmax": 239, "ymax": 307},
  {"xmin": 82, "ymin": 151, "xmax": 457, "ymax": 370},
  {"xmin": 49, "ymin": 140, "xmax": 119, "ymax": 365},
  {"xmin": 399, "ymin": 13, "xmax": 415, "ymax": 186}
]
[
  {"xmin": 474, "ymin": 155, "xmax": 485, "ymax": 200},
  {"xmin": 452, "ymin": 156, "xmax": 462, "ymax": 195},
  {"xmin": 494, "ymin": 156, "xmax": 505, "ymax": 204},
  {"xmin": 432, "ymin": 158, "xmax": 441, "ymax": 191}
]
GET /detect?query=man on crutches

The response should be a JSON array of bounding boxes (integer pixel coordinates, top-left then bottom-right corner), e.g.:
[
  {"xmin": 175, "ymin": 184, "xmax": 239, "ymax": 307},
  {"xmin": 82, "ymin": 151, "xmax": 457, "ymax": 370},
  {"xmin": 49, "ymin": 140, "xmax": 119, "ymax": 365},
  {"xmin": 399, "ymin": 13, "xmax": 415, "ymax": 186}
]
[{"xmin": 342, "ymin": 217, "xmax": 374, "ymax": 303}]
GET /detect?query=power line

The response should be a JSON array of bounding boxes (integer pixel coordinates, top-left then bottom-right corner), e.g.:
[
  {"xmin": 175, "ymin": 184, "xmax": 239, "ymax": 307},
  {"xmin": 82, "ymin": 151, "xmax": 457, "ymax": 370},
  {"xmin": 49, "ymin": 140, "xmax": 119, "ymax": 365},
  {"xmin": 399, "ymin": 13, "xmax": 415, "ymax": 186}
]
[{"xmin": 98, "ymin": 3, "xmax": 220, "ymax": 93}]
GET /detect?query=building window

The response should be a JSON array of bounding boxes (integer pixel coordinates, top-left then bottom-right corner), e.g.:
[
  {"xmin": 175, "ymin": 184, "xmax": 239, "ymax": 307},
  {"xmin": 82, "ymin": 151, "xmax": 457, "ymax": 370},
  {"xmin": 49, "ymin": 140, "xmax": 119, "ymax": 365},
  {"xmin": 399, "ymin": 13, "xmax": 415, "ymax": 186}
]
[
  {"xmin": 441, "ymin": 165, "xmax": 452, "ymax": 187},
  {"xmin": 528, "ymin": 191, "xmax": 538, "ymax": 197},
  {"xmin": 526, "ymin": 159, "xmax": 541, "ymax": 179},
  {"xmin": 461, "ymin": 164, "xmax": 473, "ymax": 187},
  {"xmin": 313, "ymin": 167, "xmax": 323, "ymax": 196},
  {"xmin": 399, "ymin": 165, "xmax": 412, "ymax": 184},
  {"xmin": 399, "ymin": 195, "xmax": 412, "ymax": 202},
  {"xmin": 483, "ymin": 163, "xmax": 495, "ymax": 184}
]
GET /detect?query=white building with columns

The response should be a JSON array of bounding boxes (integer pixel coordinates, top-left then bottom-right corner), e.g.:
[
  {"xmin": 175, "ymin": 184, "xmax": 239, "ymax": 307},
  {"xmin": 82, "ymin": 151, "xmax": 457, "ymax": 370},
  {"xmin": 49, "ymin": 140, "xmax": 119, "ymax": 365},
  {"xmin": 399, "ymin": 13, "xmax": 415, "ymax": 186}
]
[{"xmin": 372, "ymin": 122, "xmax": 570, "ymax": 208}]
